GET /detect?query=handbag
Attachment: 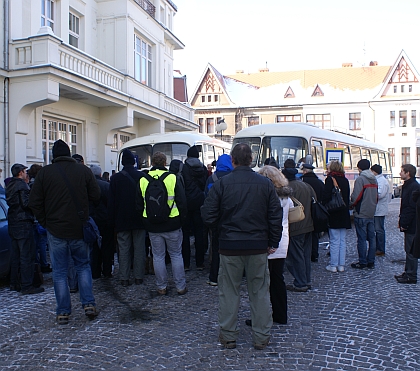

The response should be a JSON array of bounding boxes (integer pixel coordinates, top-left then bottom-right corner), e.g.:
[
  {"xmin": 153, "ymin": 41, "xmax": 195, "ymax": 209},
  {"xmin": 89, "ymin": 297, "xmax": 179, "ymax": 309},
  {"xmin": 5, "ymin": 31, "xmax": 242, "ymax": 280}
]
[
  {"xmin": 289, "ymin": 196, "xmax": 305, "ymax": 223},
  {"xmin": 56, "ymin": 165, "xmax": 102, "ymax": 246},
  {"xmin": 325, "ymin": 177, "xmax": 347, "ymax": 213},
  {"xmin": 311, "ymin": 197, "xmax": 330, "ymax": 233}
]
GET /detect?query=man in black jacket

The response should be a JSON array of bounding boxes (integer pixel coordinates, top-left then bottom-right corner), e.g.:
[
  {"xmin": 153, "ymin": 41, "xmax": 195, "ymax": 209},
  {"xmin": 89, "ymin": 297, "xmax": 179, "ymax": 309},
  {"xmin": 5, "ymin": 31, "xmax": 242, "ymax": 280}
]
[
  {"xmin": 181, "ymin": 145, "xmax": 208, "ymax": 270},
  {"xmin": 301, "ymin": 163, "xmax": 325, "ymax": 262},
  {"xmin": 395, "ymin": 164, "xmax": 420, "ymax": 284},
  {"xmin": 108, "ymin": 149, "xmax": 146, "ymax": 287},
  {"xmin": 29, "ymin": 140, "xmax": 101, "ymax": 324},
  {"xmin": 201, "ymin": 143, "xmax": 282, "ymax": 350},
  {"xmin": 6, "ymin": 163, "xmax": 44, "ymax": 295}
]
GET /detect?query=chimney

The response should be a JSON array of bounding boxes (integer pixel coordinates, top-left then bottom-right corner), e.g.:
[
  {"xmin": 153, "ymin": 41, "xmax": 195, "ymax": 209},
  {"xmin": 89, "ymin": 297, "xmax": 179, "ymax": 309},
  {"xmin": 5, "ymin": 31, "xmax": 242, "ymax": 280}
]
[
  {"xmin": 369, "ymin": 61, "xmax": 378, "ymax": 66},
  {"xmin": 235, "ymin": 70, "xmax": 244, "ymax": 74},
  {"xmin": 258, "ymin": 68, "xmax": 269, "ymax": 73},
  {"xmin": 342, "ymin": 63, "xmax": 353, "ymax": 68}
]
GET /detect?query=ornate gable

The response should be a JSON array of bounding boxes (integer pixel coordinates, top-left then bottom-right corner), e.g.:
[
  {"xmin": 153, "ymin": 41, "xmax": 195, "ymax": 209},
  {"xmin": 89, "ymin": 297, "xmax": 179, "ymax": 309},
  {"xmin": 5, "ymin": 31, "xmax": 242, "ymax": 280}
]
[
  {"xmin": 389, "ymin": 57, "xmax": 418, "ymax": 83},
  {"xmin": 284, "ymin": 86, "xmax": 295, "ymax": 98},
  {"xmin": 312, "ymin": 84, "xmax": 324, "ymax": 97}
]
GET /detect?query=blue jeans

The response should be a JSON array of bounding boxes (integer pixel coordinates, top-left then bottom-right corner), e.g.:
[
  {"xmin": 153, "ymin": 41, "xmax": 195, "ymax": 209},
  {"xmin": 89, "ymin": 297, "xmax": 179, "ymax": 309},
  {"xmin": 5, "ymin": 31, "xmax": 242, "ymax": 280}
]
[
  {"xmin": 149, "ymin": 228, "xmax": 186, "ymax": 291},
  {"xmin": 285, "ymin": 232, "xmax": 312, "ymax": 288},
  {"xmin": 354, "ymin": 217, "xmax": 376, "ymax": 265},
  {"xmin": 374, "ymin": 216, "xmax": 386, "ymax": 253},
  {"xmin": 329, "ymin": 228, "xmax": 347, "ymax": 267},
  {"xmin": 47, "ymin": 232, "xmax": 96, "ymax": 315},
  {"xmin": 34, "ymin": 224, "xmax": 48, "ymax": 267}
]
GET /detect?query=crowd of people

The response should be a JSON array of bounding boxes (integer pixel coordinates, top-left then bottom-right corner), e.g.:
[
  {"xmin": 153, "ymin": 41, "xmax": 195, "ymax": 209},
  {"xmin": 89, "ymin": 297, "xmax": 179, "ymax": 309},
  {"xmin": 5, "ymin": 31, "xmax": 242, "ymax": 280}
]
[{"xmin": 4, "ymin": 139, "xmax": 420, "ymax": 350}]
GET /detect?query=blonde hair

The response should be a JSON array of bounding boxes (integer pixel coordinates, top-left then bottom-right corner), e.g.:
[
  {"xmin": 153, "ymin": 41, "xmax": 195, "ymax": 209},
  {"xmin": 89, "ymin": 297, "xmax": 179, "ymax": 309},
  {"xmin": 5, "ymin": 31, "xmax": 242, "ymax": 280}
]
[
  {"xmin": 328, "ymin": 160, "xmax": 344, "ymax": 173},
  {"xmin": 258, "ymin": 165, "xmax": 289, "ymax": 189}
]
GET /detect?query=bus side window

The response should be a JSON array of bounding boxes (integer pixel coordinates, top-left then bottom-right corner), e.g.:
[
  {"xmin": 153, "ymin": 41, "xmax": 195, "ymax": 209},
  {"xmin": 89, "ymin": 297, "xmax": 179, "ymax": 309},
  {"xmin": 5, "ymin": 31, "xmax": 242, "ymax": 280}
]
[
  {"xmin": 361, "ymin": 148, "xmax": 371, "ymax": 162},
  {"xmin": 351, "ymin": 146, "xmax": 361, "ymax": 169},
  {"xmin": 371, "ymin": 150, "xmax": 379, "ymax": 165},
  {"xmin": 206, "ymin": 145, "xmax": 215, "ymax": 164},
  {"xmin": 339, "ymin": 143, "xmax": 352, "ymax": 170},
  {"xmin": 311, "ymin": 139, "xmax": 324, "ymax": 169},
  {"xmin": 379, "ymin": 151, "xmax": 388, "ymax": 171},
  {"xmin": 215, "ymin": 146, "xmax": 224, "ymax": 159},
  {"xmin": 326, "ymin": 141, "xmax": 337, "ymax": 148}
]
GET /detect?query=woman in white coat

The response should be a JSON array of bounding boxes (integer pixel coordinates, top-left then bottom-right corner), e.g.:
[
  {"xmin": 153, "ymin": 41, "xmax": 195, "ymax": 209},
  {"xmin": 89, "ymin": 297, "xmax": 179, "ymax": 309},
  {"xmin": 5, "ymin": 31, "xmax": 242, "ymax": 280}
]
[{"xmin": 259, "ymin": 165, "xmax": 292, "ymax": 324}]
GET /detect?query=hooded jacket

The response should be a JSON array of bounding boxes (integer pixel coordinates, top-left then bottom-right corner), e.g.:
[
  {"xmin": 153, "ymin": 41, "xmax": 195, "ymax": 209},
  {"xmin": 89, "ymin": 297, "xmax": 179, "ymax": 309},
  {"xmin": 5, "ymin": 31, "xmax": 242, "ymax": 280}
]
[
  {"xmin": 204, "ymin": 154, "xmax": 233, "ymax": 196},
  {"xmin": 6, "ymin": 177, "xmax": 34, "ymax": 225},
  {"xmin": 374, "ymin": 173, "xmax": 390, "ymax": 217},
  {"xmin": 182, "ymin": 157, "xmax": 208, "ymax": 211},
  {"xmin": 350, "ymin": 169, "xmax": 378, "ymax": 218}
]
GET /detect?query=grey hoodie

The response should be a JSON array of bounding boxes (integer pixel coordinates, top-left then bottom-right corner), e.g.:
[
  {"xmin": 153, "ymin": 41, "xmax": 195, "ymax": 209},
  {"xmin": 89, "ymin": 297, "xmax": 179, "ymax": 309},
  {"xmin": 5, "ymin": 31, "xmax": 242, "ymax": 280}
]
[{"xmin": 350, "ymin": 169, "xmax": 378, "ymax": 218}]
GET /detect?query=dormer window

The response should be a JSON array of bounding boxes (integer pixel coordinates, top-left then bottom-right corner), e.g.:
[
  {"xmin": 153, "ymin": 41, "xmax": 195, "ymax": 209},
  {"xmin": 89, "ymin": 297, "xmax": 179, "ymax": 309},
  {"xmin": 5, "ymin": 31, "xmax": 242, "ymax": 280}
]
[
  {"xmin": 394, "ymin": 85, "xmax": 397, "ymax": 93},
  {"xmin": 401, "ymin": 85, "xmax": 405, "ymax": 93},
  {"xmin": 312, "ymin": 85, "xmax": 324, "ymax": 97}
]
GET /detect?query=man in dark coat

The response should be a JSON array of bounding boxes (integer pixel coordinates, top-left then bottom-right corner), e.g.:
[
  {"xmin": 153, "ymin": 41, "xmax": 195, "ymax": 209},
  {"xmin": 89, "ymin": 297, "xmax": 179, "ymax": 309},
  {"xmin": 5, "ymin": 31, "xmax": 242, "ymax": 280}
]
[
  {"xmin": 89, "ymin": 165, "xmax": 113, "ymax": 279},
  {"xmin": 181, "ymin": 145, "xmax": 208, "ymax": 270},
  {"xmin": 201, "ymin": 143, "xmax": 282, "ymax": 350},
  {"xmin": 108, "ymin": 149, "xmax": 146, "ymax": 287},
  {"xmin": 6, "ymin": 163, "xmax": 44, "ymax": 295},
  {"xmin": 301, "ymin": 163, "xmax": 325, "ymax": 262},
  {"xmin": 395, "ymin": 164, "xmax": 420, "ymax": 284},
  {"xmin": 282, "ymin": 159, "xmax": 316, "ymax": 292},
  {"xmin": 29, "ymin": 140, "xmax": 101, "ymax": 324}
]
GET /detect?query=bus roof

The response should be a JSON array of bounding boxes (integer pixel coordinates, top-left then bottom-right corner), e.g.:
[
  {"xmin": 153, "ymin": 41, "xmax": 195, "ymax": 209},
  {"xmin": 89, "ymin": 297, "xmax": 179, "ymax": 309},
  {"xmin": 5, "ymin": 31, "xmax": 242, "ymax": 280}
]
[
  {"xmin": 234, "ymin": 123, "xmax": 387, "ymax": 151},
  {"xmin": 120, "ymin": 131, "xmax": 231, "ymax": 150}
]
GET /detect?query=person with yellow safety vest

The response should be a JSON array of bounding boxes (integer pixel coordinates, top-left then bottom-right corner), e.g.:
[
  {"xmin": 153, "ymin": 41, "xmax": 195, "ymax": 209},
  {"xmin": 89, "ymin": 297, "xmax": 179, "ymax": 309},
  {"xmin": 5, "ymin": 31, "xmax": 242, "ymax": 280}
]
[{"xmin": 136, "ymin": 152, "xmax": 188, "ymax": 296}]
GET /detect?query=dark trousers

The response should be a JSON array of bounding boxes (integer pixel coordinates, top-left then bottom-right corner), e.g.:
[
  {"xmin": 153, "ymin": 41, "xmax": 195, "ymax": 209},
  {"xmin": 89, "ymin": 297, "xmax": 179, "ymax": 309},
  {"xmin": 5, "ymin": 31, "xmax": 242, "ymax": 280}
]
[
  {"xmin": 208, "ymin": 227, "xmax": 220, "ymax": 283},
  {"xmin": 286, "ymin": 232, "xmax": 312, "ymax": 288},
  {"xmin": 268, "ymin": 258, "xmax": 287, "ymax": 324},
  {"xmin": 311, "ymin": 231, "xmax": 319, "ymax": 260},
  {"xmin": 9, "ymin": 223, "xmax": 36, "ymax": 291},
  {"xmin": 90, "ymin": 224, "xmax": 115, "ymax": 278},
  {"xmin": 182, "ymin": 209, "xmax": 205, "ymax": 268},
  {"xmin": 404, "ymin": 232, "xmax": 418, "ymax": 280}
]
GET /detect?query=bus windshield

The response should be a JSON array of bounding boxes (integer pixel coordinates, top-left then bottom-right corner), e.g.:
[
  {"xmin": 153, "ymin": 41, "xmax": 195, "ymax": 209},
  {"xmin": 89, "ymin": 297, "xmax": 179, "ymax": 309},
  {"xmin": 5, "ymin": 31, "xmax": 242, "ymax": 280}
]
[{"xmin": 233, "ymin": 136, "xmax": 309, "ymax": 167}]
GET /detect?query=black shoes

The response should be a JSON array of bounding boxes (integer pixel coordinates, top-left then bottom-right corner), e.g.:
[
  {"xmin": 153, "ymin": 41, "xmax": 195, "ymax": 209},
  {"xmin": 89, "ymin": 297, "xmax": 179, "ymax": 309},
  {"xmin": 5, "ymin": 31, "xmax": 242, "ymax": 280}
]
[
  {"xmin": 286, "ymin": 284, "xmax": 308, "ymax": 292},
  {"xmin": 121, "ymin": 280, "xmax": 130, "ymax": 287},
  {"xmin": 21, "ymin": 286, "xmax": 44, "ymax": 295},
  {"xmin": 396, "ymin": 276, "xmax": 417, "ymax": 284},
  {"xmin": 70, "ymin": 287, "xmax": 79, "ymax": 293},
  {"xmin": 367, "ymin": 263, "xmax": 375, "ymax": 269},
  {"xmin": 10, "ymin": 284, "xmax": 21, "ymax": 292},
  {"xmin": 394, "ymin": 272, "xmax": 406, "ymax": 280},
  {"xmin": 84, "ymin": 304, "xmax": 99, "ymax": 319},
  {"xmin": 41, "ymin": 265, "xmax": 53, "ymax": 273},
  {"xmin": 134, "ymin": 279, "xmax": 143, "ymax": 285},
  {"xmin": 351, "ymin": 262, "xmax": 367, "ymax": 269},
  {"xmin": 245, "ymin": 319, "xmax": 252, "ymax": 327}
]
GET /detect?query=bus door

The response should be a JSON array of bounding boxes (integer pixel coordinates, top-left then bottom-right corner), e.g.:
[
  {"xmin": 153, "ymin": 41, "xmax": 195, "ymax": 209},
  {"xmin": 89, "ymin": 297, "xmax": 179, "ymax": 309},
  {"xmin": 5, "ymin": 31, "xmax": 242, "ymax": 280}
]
[{"xmin": 311, "ymin": 139, "xmax": 324, "ymax": 169}]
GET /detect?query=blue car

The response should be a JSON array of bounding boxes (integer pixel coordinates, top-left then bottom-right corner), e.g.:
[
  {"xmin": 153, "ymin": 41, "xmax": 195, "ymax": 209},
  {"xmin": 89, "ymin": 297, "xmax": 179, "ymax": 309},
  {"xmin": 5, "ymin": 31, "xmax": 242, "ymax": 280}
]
[{"xmin": 0, "ymin": 189, "xmax": 11, "ymax": 277}]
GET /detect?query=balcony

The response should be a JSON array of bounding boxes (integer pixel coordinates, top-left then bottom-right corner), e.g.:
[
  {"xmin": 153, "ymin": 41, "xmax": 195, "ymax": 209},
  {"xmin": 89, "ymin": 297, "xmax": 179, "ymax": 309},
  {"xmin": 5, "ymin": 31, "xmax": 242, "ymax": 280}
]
[
  {"xmin": 133, "ymin": 0, "xmax": 155, "ymax": 18},
  {"xmin": 9, "ymin": 33, "xmax": 194, "ymax": 123}
]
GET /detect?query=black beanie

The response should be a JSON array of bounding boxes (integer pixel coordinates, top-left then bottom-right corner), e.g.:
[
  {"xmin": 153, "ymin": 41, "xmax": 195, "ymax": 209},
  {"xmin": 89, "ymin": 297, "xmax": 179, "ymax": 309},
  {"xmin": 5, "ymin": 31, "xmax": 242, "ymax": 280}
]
[
  {"xmin": 121, "ymin": 149, "xmax": 135, "ymax": 166},
  {"xmin": 357, "ymin": 159, "xmax": 370, "ymax": 171},
  {"xmin": 187, "ymin": 146, "xmax": 199, "ymax": 158},
  {"xmin": 371, "ymin": 164, "xmax": 382, "ymax": 174},
  {"xmin": 52, "ymin": 140, "xmax": 71, "ymax": 159}
]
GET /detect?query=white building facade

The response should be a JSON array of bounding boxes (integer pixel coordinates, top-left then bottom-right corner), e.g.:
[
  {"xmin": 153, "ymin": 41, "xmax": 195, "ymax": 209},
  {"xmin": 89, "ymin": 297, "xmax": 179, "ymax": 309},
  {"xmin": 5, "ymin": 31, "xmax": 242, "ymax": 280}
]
[{"xmin": 0, "ymin": 0, "xmax": 195, "ymax": 178}]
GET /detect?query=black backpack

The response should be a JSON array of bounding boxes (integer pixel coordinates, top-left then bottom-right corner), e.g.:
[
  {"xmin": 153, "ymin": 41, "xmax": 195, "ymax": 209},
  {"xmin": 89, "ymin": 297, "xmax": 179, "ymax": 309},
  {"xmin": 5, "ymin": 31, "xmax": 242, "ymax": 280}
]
[{"xmin": 144, "ymin": 172, "xmax": 173, "ymax": 224}]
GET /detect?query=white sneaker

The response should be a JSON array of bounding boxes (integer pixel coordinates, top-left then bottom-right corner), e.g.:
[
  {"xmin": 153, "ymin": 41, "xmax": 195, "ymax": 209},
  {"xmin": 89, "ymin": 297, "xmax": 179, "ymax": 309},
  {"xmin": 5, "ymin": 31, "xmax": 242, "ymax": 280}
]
[
  {"xmin": 325, "ymin": 265, "xmax": 337, "ymax": 273},
  {"xmin": 337, "ymin": 266, "xmax": 345, "ymax": 272}
]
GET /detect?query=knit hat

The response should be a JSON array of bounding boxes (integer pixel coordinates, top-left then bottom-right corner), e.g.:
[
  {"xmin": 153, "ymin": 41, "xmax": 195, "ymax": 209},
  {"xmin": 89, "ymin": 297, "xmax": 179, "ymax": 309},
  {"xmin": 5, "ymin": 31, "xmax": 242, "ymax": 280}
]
[
  {"xmin": 121, "ymin": 149, "xmax": 135, "ymax": 166},
  {"xmin": 52, "ymin": 139, "xmax": 71, "ymax": 159},
  {"xmin": 371, "ymin": 164, "xmax": 382, "ymax": 174},
  {"xmin": 72, "ymin": 154, "xmax": 84, "ymax": 164},
  {"xmin": 357, "ymin": 159, "xmax": 370, "ymax": 171},
  {"xmin": 90, "ymin": 164, "xmax": 102, "ymax": 176},
  {"xmin": 187, "ymin": 145, "xmax": 200, "ymax": 158},
  {"xmin": 283, "ymin": 159, "xmax": 296, "ymax": 168}
]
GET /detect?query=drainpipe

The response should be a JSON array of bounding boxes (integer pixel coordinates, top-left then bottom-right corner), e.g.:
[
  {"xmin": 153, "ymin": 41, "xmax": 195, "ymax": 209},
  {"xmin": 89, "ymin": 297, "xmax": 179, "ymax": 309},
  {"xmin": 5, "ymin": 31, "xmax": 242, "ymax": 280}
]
[
  {"xmin": 4, "ymin": 0, "xmax": 9, "ymax": 178},
  {"xmin": 368, "ymin": 101, "xmax": 375, "ymax": 143}
]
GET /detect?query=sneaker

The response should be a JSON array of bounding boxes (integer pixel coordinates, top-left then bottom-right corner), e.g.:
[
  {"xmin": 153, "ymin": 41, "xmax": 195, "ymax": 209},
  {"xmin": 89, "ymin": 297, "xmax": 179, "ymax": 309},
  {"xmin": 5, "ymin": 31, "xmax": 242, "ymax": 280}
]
[
  {"xmin": 218, "ymin": 334, "xmax": 236, "ymax": 349},
  {"xmin": 351, "ymin": 262, "xmax": 367, "ymax": 269},
  {"xmin": 84, "ymin": 304, "xmax": 99, "ymax": 319},
  {"xmin": 56, "ymin": 313, "xmax": 70, "ymax": 325},
  {"xmin": 376, "ymin": 251, "xmax": 385, "ymax": 256},
  {"xmin": 21, "ymin": 286, "xmax": 44, "ymax": 295},
  {"xmin": 286, "ymin": 284, "xmax": 308, "ymax": 292},
  {"xmin": 337, "ymin": 266, "xmax": 345, "ymax": 272},
  {"xmin": 207, "ymin": 281, "xmax": 218, "ymax": 286},
  {"xmin": 367, "ymin": 263, "xmax": 375, "ymax": 269},
  {"xmin": 254, "ymin": 337, "xmax": 270, "ymax": 350},
  {"xmin": 157, "ymin": 288, "xmax": 167, "ymax": 295},
  {"xmin": 177, "ymin": 287, "xmax": 188, "ymax": 295},
  {"xmin": 325, "ymin": 265, "xmax": 337, "ymax": 273}
]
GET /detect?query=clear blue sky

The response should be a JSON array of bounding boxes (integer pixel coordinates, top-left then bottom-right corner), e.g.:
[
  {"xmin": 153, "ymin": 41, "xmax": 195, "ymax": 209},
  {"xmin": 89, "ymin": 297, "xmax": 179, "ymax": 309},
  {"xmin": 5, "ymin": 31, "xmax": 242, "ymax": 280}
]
[{"xmin": 173, "ymin": 0, "xmax": 420, "ymax": 95}]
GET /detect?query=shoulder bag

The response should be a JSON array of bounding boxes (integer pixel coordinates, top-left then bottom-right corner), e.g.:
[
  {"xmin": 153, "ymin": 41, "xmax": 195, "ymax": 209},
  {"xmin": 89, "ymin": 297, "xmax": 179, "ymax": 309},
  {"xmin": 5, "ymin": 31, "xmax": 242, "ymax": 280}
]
[
  {"xmin": 325, "ymin": 177, "xmax": 347, "ymax": 213},
  {"xmin": 289, "ymin": 196, "xmax": 305, "ymax": 223},
  {"xmin": 311, "ymin": 197, "xmax": 330, "ymax": 232}
]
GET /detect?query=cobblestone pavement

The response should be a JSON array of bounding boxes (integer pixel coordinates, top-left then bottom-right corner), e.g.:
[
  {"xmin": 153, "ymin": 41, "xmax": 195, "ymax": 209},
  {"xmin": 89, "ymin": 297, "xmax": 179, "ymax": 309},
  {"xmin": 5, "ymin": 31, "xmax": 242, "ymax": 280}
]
[{"xmin": 1, "ymin": 198, "xmax": 420, "ymax": 370}]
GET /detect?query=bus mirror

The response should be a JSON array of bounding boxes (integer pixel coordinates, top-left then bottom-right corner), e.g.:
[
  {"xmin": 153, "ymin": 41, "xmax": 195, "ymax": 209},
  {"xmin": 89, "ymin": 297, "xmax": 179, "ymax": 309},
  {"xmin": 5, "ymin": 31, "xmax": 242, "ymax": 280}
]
[{"xmin": 305, "ymin": 154, "xmax": 314, "ymax": 166}]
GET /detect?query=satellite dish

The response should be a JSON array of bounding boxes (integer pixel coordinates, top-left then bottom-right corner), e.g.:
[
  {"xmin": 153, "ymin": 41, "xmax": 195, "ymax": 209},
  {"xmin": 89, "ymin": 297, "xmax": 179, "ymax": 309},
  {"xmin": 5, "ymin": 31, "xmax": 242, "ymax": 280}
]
[{"xmin": 215, "ymin": 120, "xmax": 227, "ymax": 132}]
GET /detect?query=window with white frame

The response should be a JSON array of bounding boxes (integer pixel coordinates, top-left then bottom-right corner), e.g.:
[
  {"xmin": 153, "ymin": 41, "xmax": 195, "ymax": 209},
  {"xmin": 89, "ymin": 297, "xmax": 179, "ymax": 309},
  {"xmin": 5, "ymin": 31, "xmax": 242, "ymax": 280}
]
[
  {"xmin": 349, "ymin": 112, "xmax": 361, "ymax": 130},
  {"xmin": 111, "ymin": 132, "xmax": 132, "ymax": 151},
  {"xmin": 306, "ymin": 114, "xmax": 331, "ymax": 129},
  {"xmin": 69, "ymin": 13, "xmax": 80, "ymax": 48},
  {"xmin": 41, "ymin": 0, "xmax": 55, "ymax": 30},
  {"xmin": 42, "ymin": 118, "xmax": 78, "ymax": 165},
  {"xmin": 134, "ymin": 35, "xmax": 153, "ymax": 87}
]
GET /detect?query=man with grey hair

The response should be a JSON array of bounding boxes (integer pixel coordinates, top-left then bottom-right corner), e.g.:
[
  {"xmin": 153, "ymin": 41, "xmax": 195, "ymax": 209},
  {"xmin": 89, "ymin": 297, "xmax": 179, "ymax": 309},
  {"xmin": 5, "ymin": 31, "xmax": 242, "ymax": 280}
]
[{"xmin": 90, "ymin": 165, "xmax": 113, "ymax": 279}]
